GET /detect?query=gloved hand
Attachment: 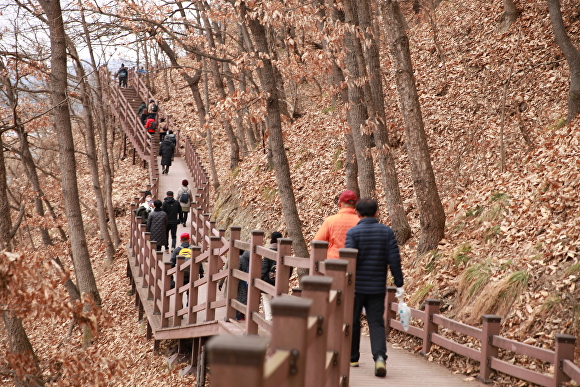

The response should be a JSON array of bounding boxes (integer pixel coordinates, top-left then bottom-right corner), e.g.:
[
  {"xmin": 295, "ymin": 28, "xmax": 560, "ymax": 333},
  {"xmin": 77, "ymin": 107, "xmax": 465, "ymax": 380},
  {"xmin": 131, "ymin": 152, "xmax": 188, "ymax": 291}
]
[
  {"xmin": 395, "ymin": 287, "xmax": 404, "ymax": 299},
  {"xmin": 218, "ymin": 283, "xmax": 223, "ymax": 291}
]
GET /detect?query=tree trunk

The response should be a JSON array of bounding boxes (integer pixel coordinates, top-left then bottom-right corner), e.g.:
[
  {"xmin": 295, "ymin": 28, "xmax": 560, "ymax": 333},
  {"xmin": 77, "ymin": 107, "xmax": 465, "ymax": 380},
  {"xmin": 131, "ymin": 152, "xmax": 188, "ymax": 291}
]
[
  {"xmin": 79, "ymin": 8, "xmax": 121, "ymax": 249},
  {"xmin": 357, "ymin": 0, "xmax": 411, "ymax": 244},
  {"xmin": 342, "ymin": 0, "xmax": 376, "ymax": 199},
  {"xmin": 382, "ymin": 0, "xmax": 446, "ymax": 254},
  {"xmin": 2, "ymin": 312, "xmax": 43, "ymax": 386},
  {"xmin": 0, "ymin": 133, "xmax": 12, "ymax": 252},
  {"xmin": 497, "ymin": 0, "xmax": 519, "ymax": 33},
  {"xmin": 202, "ymin": 57, "xmax": 221, "ymax": 189},
  {"xmin": 69, "ymin": 41, "xmax": 116, "ymax": 264},
  {"xmin": 37, "ymin": 0, "xmax": 102, "ymax": 306},
  {"xmin": 547, "ymin": 0, "xmax": 580, "ymax": 122},
  {"xmin": 322, "ymin": 0, "xmax": 360, "ymax": 195},
  {"xmin": 200, "ymin": 10, "xmax": 240, "ymax": 170},
  {"xmin": 242, "ymin": 2, "xmax": 310, "ymax": 268}
]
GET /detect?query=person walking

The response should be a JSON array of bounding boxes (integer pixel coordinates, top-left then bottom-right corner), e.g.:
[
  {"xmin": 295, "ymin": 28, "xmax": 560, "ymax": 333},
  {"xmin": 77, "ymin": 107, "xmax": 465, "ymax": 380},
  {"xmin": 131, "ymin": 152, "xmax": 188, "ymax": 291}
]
[
  {"xmin": 145, "ymin": 200, "xmax": 168, "ymax": 252},
  {"xmin": 116, "ymin": 63, "xmax": 128, "ymax": 88},
  {"xmin": 260, "ymin": 231, "xmax": 283, "ymax": 321},
  {"xmin": 161, "ymin": 191, "xmax": 182, "ymax": 251},
  {"xmin": 176, "ymin": 179, "xmax": 192, "ymax": 226},
  {"xmin": 148, "ymin": 99, "xmax": 159, "ymax": 120},
  {"xmin": 313, "ymin": 190, "xmax": 360, "ymax": 259},
  {"xmin": 218, "ymin": 247, "xmax": 250, "ymax": 321},
  {"xmin": 345, "ymin": 198, "xmax": 404, "ymax": 377},
  {"xmin": 138, "ymin": 101, "xmax": 148, "ymax": 126},
  {"xmin": 159, "ymin": 136, "xmax": 175, "ymax": 174}
]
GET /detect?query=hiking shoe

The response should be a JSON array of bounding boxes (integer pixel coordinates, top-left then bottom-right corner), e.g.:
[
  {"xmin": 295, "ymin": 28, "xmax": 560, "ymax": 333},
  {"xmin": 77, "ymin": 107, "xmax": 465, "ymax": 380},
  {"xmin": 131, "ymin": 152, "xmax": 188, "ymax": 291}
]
[
  {"xmin": 374, "ymin": 356, "xmax": 386, "ymax": 377},
  {"xmin": 350, "ymin": 361, "xmax": 359, "ymax": 367}
]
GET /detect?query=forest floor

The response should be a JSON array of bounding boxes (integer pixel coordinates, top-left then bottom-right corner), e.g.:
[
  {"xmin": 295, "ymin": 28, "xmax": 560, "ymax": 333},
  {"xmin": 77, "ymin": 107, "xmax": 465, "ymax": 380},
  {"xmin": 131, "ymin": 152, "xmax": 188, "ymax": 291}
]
[{"xmin": 2, "ymin": 1, "xmax": 580, "ymax": 386}]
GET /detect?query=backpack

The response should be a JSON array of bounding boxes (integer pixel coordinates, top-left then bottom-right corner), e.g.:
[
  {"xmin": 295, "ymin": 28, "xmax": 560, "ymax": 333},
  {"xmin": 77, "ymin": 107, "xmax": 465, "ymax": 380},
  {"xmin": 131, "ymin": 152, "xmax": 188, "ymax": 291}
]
[
  {"xmin": 119, "ymin": 68, "xmax": 127, "ymax": 77},
  {"xmin": 179, "ymin": 247, "xmax": 192, "ymax": 261},
  {"xmin": 179, "ymin": 189, "xmax": 189, "ymax": 204},
  {"xmin": 151, "ymin": 104, "xmax": 159, "ymax": 112},
  {"xmin": 136, "ymin": 206, "xmax": 148, "ymax": 224}
]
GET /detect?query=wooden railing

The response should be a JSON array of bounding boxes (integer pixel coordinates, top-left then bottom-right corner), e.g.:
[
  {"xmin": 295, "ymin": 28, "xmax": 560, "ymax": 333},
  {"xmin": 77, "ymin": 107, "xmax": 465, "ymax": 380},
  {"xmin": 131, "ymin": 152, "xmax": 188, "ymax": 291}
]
[
  {"xmin": 379, "ymin": 294, "xmax": 580, "ymax": 387},
  {"xmin": 116, "ymin": 76, "xmax": 580, "ymax": 387}
]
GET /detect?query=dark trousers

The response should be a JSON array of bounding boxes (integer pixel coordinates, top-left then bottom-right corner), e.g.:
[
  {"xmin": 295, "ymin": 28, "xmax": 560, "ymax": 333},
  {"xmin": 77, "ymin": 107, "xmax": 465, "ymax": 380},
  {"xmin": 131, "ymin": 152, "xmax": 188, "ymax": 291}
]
[
  {"xmin": 351, "ymin": 292, "xmax": 387, "ymax": 363},
  {"xmin": 166, "ymin": 223, "xmax": 178, "ymax": 248},
  {"xmin": 179, "ymin": 211, "xmax": 189, "ymax": 225},
  {"xmin": 119, "ymin": 76, "xmax": 127, "ymax": 87}
]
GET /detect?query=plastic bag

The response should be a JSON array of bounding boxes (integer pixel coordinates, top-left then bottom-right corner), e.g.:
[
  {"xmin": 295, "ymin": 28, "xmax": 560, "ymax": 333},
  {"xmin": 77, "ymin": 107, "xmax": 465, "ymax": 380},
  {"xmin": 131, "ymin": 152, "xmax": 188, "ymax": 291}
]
[{"xmin": 398, "ymin": 300, "xmax": 411, "ymax": 332}]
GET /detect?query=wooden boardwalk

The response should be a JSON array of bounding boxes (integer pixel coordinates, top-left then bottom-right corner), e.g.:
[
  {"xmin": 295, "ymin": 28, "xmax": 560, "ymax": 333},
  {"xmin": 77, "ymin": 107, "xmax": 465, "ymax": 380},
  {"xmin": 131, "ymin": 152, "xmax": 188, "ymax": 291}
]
[{"xmin": 148, "ymin": 154, "xmax": 481, "ymax": 386}]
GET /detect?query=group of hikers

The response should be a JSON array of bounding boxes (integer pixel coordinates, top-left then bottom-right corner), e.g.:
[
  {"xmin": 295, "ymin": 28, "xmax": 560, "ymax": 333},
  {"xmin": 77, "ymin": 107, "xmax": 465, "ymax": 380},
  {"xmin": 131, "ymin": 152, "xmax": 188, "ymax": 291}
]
[
  {"xmin": 137, "ymin": 180, "xmax": 193, "ymax": 252},
  {"xmin": 139, "ymin": 188, "xmax": 403, "ymax": 378}
]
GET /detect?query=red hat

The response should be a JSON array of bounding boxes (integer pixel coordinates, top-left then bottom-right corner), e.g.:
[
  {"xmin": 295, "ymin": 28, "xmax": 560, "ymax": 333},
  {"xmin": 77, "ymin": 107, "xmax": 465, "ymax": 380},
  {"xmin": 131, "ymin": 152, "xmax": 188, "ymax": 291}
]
[
  {"xmin": 338, "ymin": 190, "xmax": 358, "ymax": 204},
  {"xmin": 180, "ymin": 233, "xmax": 190, "ymax": 240}
]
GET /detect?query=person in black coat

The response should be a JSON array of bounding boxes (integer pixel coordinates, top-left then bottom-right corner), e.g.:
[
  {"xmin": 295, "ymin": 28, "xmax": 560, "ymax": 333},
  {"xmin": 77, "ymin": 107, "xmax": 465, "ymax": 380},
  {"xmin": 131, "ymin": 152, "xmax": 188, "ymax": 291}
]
[
  {"xmin": 345, "ymin": 198, "xmax": 404, "ymax": 377},
  {"xmin": 145, "ymin": 200, "xmax": 168, "ymax": 251},
  {"xmin": 260, "ymin": 231, "xmax": 282, "ymax": 321},
  {"xmin": 161, "ymin": 191, "xmax": 182, "ymax": 251},
  {"xmin": 159, "ymin": 138, "xmax": 175, "ymax": 175}
]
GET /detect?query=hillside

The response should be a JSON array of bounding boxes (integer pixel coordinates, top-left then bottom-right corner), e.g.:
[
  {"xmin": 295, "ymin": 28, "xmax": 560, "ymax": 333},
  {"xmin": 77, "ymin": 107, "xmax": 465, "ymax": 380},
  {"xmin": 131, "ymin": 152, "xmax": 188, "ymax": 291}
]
[{"xmin": 150, "ymin": 0, "xmax": 580, "ymax": 383}]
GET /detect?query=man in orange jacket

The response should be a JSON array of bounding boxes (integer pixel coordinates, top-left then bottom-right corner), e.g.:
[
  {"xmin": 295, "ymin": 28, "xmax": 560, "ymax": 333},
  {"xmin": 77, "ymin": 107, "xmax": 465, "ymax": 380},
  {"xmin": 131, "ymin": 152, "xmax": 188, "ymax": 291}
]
[{"xmin": 313, "ymin": 190, "xmax": 360, "ymax": 259}]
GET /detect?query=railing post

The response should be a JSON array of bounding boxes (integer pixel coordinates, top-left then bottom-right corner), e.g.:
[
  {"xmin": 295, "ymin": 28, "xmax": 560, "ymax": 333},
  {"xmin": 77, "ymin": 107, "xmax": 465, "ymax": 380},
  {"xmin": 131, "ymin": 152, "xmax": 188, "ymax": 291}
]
[
  {"xmin": 553, "ymin": 334, "xmax": 575, "ymax": 387},
  {"xmin": 147, "ymin": 241, "xmax": 157, "ymax": 300},
  {"xmin": 270, "ymin": 296, "xmax": 312, "ymax": 387},
  {"xmin": 246, "ymin": 230, "xmax": 265, "ymax": 335},
  {"xmin": 225, "ymin": 226, "xmax": 242, "ymax": 321},
  {"xmin": 161, "ymin": 262, "xmax": 172, "ymax": 328},
  {"xmin": 275, "ymin": 238, "xmax": 293, "ymax": 296},
  {"xmin": 309, "ymin": 240, "xmax": 329, "ymax": 276},
  {"xmin": 323, "ymin": 259, "xmax": 348, "ymax": 386},
  {"xmin": 302, "ymin": 276, "xmax": 333, "ymax": 387},
  {"xmin": 153, "ymin": 251, "xmax": 163, "ymax": 315},
  {"xmin": 129, "ymin": 203, "xmax": 137, "ymax": 249},
  {"xmin": 187, "ymin": 246, "xmax": 202, "ymax": 325},
  {"xmin": 385, "ymin": 287, "xmax": 397, "ymax": 336},
  {"xmin": 338, "ymin": 247, "xmax": 357, "ymax": 386},
  {"xmin": 205, "ymin": 236, "xmax": 220, "ymax": 321},
  {"xmin": 420, "ymin": 299, "xmax": 441, "ymax": 356},
  {"xmin": 478, "ymin": 314, "xmax": 501, "ymax": 383},
  {"xmin": 173, "ymin": 255, "xmax": 185, "ymax": 327},
  {"xmin": 207, "ymin": 336, "xmax": 268, "ymax": 387}
]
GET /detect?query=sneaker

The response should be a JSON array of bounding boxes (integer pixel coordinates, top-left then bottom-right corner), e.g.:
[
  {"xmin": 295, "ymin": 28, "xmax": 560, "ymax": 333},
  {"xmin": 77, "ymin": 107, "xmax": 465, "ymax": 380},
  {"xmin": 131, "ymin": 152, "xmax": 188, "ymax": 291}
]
[
  {"xmin": 374, "ymin": 356, "xmax": 386, "ymax": 377},
  {"xmin": 350, "ymin": 361, "xmax": 359, "ymax": 368}
]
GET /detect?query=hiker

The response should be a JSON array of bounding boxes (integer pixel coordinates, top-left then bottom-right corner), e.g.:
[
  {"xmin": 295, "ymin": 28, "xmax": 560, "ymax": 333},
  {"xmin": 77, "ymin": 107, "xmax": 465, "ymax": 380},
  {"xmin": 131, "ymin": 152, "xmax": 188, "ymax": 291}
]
[
  {"xmin": 145, "ymin": 117, "xmax": 157, "ymax": 137},
  {"xmin": 218, "ymin": 245, "xmax": 250, "ymax": 321},
  {"xmin": 313, "ymin": 190, "xmax": 360, "ymax": 259},
  {"xmin": 176, "ymin": 179, "xmax": 192, "ymax": 227},
  {"xmin": 136, "ymin": 196, "xmax": 154, "ymax": 224},
  {"xmin": 159, "ymin": 118, "xmax": 167, "ymax": 142},
  {"xmin": 260, "ymin": 231, "xmax": 284, "ymax": 321},
  {"xmin": 146, "ymin": 199, "xmax": 168, "ymax": 252},
  {"xmin": 159, "ymin": 136, "xmax": 175, "ymax": 175},
  {"xmin": 138, "ymin": 102, "xmax": 148, "ymax": 126},
  {"xmin": 161, "ymin": 191, "xmax": 182, "ymax": 251},
  {"xmin": 345, "ymin": 198, "xmax": 404, "ymax": 377},
  {"xmin": 148, "ymin": 99, "xmax": 159, "ymax": 120},
  {"xmin": 166, "ymin": 129, "xmax": 176, "ymax": 147},
  {"xmin": 170, "ymin": 233, "xmax": 203, "ymax": 286},
  {"xmin": 117, "ymin": 63, "xmax": 128, "ymax": 88}
]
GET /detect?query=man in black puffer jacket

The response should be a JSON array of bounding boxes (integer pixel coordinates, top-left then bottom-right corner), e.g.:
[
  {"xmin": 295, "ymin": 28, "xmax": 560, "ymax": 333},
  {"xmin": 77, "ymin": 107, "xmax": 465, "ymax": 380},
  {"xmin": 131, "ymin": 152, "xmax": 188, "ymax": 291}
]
[
  {"xmin": 161, "ymin": 191, "xmax": 182, "ymax": 251},
  {"xmin": 345, "ymin": 198, "xmax": 404, "ymax": 377}
]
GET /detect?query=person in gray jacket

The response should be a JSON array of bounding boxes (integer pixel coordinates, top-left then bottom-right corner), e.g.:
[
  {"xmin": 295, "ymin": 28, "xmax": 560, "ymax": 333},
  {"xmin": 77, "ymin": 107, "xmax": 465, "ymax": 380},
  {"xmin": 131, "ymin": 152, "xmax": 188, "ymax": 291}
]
[{"xmin": 146, "ymin": 200, "xmax": 168, "ymax": 251}]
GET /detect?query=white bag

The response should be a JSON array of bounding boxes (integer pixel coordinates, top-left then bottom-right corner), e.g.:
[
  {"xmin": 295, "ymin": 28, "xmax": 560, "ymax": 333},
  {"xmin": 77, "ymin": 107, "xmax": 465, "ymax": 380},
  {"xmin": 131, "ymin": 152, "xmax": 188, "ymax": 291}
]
[{"xmin": 398, "ymin": 300, "xmax": 411, "ymax": 332}]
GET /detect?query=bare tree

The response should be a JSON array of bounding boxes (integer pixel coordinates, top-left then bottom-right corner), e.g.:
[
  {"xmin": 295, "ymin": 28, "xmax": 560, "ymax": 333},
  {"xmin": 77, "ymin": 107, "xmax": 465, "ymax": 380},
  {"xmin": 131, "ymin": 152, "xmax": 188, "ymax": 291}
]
[
  {"xmin": 37, "ymin": 0, "xmax": 101, "ymax": 309},
  {"xmin": 241, "ymin": 1, "xmax": 310, "ymax": 266},
  {"xmin": 381, "ymin": 0, "xmax": 446, "ymax": 254},
  {"xmin": 547, "ymin": 0, "xmax": 580, "ymax": 122},
  {"xmin": 356, "ymin": 0, "xmax": 411, "ymax": 243}
]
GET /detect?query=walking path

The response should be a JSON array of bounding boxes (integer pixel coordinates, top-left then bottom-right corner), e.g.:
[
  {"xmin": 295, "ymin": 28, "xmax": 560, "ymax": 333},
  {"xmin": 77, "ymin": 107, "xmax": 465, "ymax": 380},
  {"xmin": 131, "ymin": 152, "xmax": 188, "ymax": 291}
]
[{"xmin": 154, "ymin": 153, "xmax": 481, "ymax": 386}]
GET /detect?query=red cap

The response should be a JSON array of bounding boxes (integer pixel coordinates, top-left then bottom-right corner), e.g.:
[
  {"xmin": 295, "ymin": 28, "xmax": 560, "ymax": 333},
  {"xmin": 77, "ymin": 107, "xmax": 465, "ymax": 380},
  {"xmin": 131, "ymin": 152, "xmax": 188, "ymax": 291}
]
[
  {"xmin": 180, "ymin": 233, "xmax": 190, "ymax": 240},
  {"xmin": 338, "ymin": 190, "xmax": 358, "ymax": 204}
]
